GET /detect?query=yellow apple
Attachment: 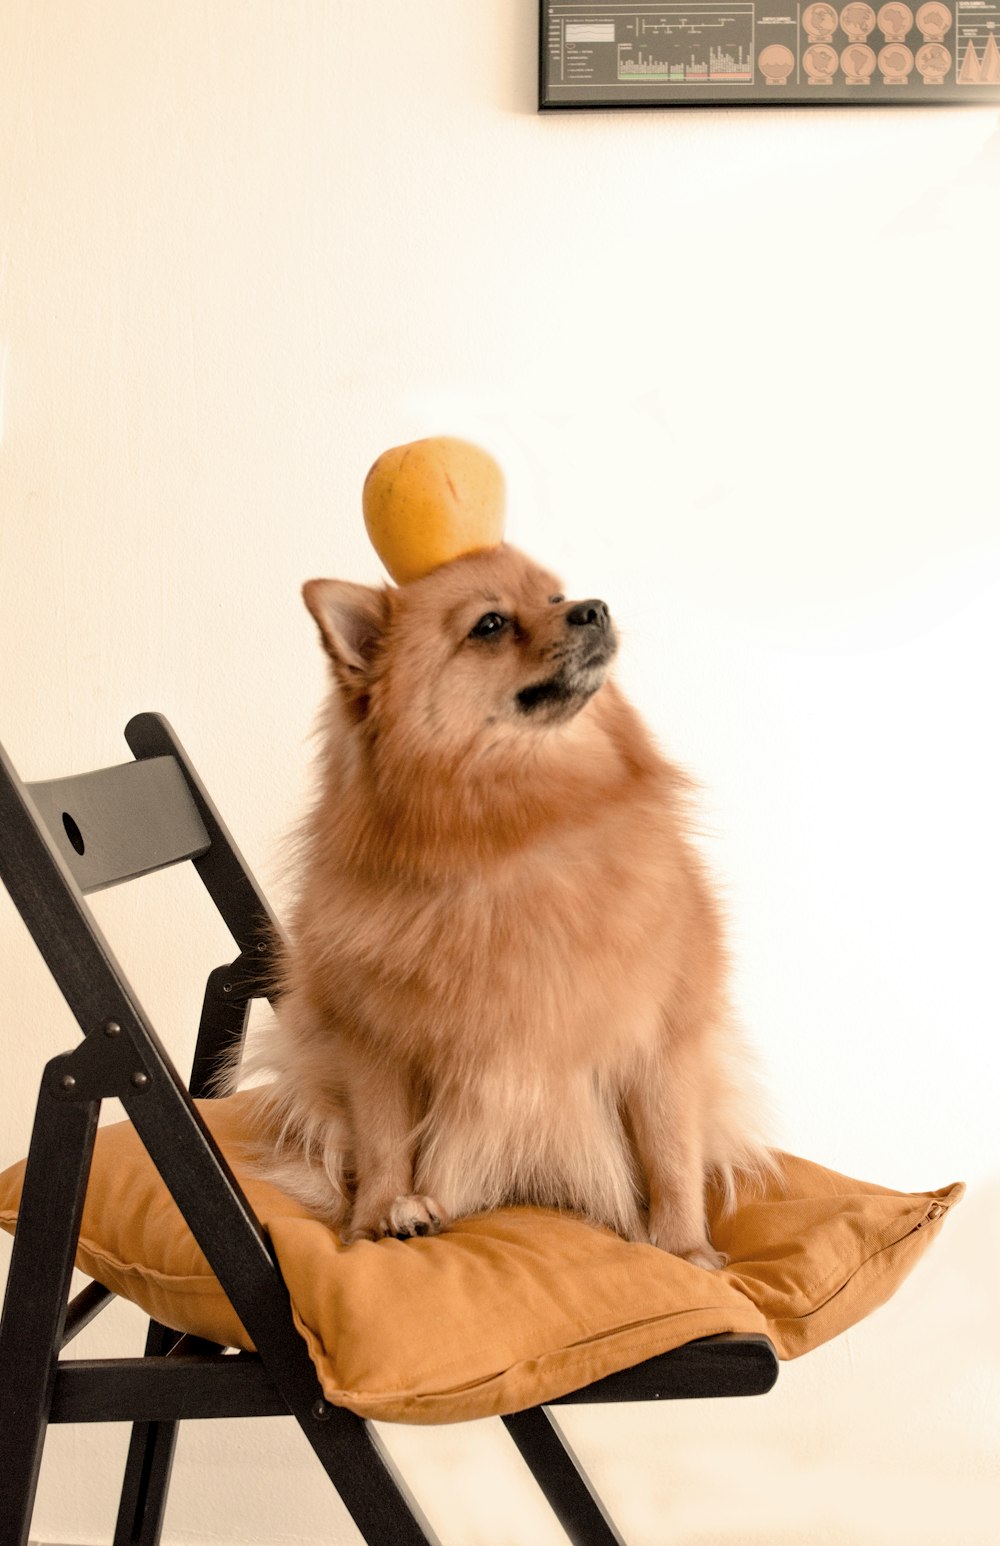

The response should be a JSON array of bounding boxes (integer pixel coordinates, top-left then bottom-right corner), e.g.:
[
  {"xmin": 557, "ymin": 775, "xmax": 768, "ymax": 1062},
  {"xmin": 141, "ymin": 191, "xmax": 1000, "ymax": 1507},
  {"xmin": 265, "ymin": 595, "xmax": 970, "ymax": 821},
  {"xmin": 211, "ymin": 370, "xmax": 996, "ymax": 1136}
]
[{"xmin": 362, "ymin": 436, "xmax": 506, "ymax": 585}]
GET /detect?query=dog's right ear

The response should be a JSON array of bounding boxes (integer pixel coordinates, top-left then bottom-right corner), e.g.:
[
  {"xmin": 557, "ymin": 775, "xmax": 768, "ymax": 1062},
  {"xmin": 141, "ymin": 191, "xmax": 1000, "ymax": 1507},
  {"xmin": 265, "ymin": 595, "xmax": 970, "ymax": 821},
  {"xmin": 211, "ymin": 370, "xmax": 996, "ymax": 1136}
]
[{"xmin": 302, "ymin": 579, "xmax": 392, "ymax": 721}]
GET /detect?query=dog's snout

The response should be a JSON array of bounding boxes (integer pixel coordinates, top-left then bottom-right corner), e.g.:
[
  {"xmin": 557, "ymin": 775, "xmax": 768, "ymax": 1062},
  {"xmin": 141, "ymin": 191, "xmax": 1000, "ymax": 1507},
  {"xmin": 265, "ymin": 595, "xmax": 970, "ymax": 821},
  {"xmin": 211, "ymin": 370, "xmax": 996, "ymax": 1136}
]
[{"xmin": 566, "ymin": 599, "xmax": 610, "ymax": 631}]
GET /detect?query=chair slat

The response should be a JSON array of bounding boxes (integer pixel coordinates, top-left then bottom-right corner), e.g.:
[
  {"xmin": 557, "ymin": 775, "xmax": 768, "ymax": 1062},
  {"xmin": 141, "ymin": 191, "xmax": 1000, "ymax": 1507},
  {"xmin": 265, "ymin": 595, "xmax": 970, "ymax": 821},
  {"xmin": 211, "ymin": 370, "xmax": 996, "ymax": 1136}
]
[
  {"xmin": 26, "ymin": 757, "xmax": 210, "ymax": 895},
  {"xmin": 50, "ymin": 1354, "xmax": 288, "ymax": 1424},
  {"xmin": 61, "ymin": 1281, "xmax": 114, "ymax": 1349},
  {"xmin": 547, "ymin": 1332, "xmax": 778, "ymax": 1403}
]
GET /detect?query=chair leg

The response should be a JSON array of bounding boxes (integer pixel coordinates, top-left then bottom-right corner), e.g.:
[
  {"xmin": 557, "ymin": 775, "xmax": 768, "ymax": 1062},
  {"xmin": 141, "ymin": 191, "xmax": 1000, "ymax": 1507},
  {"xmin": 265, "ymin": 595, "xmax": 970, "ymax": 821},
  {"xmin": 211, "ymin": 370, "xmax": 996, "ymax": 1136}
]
[
  {"xmin": 113, "ymin": 1417, "xmax": 178, "ymax": 1546},
  {"xmin": 113, "ymin": 1324, "xmax": 182, "ymax": 1546},
  {"xmin": 290, "ymin": 1405, "xmax": 443, "ymax": 1546},
  {"xmin": 0, "ymin": 1084, "xmax": 99, "ymax": 1546},
  {"xmin": 502, "ymin": 1406, "xmax": 627, "ymax": 1546}
]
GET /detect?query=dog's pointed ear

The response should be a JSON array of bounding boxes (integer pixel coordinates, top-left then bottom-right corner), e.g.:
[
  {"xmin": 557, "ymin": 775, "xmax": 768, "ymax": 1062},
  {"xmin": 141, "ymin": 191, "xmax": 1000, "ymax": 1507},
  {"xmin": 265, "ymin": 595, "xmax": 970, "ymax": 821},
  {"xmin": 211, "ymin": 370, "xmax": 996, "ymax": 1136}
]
[{"xmin": 302, "ymin": 579, "xmax": 392, "ymax": 719}]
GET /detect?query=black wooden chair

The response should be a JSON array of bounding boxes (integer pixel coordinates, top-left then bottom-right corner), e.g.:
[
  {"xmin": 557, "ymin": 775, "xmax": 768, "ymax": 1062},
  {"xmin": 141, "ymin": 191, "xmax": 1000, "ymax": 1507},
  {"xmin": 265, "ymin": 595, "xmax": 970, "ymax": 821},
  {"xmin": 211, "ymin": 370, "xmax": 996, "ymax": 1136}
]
[{"xmin": 0, "ymin": 712, "xmax": 778, "ymax": 1546}]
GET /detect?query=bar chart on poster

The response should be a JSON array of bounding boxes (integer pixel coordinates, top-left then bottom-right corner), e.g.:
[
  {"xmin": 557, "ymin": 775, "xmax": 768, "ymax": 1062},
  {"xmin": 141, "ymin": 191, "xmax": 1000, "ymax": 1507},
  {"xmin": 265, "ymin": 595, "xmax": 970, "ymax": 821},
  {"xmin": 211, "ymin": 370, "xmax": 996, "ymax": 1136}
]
[
  {"xmin": 539, "ymin": 0, "xmax": 1000, "ymax": 104},
  {"xmin": 613, "ymin": 6, "xmax": 754, "ymax": 81}
]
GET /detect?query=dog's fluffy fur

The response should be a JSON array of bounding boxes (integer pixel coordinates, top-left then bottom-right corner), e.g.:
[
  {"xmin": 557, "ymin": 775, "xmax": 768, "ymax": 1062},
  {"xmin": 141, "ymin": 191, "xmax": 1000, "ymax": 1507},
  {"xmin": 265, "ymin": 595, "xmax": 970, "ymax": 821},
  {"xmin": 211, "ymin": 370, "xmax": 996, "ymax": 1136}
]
[{"xmin": 245, "ymin": 544, "xmax": 773, "ymax": 1269}]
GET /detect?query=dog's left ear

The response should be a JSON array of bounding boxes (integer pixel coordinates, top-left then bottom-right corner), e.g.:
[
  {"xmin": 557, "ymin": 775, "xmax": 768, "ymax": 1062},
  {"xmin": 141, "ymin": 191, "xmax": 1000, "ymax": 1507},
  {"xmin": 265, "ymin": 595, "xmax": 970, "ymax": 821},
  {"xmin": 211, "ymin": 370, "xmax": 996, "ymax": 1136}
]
[{"xmin": 302, "ymin": 579, "xmax": 392, "ymax": 720}]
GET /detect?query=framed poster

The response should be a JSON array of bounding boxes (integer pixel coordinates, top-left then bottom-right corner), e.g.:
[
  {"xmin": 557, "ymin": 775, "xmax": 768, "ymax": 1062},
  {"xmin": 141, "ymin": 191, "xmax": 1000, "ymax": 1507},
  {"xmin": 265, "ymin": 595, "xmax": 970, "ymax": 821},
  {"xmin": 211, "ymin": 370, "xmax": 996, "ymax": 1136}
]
[{"xmin": 539, "ymin": 1, "xmax": 1000, "ymax": 106}]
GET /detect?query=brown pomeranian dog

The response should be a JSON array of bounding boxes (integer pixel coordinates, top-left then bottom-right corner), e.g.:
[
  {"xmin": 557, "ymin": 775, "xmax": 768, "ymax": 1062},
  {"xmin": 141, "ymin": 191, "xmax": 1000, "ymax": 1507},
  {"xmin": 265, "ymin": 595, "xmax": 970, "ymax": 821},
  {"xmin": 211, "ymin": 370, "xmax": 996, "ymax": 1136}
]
[{"xmin": 249, "ymin": 544, "xmax": 773, "ymax": 1269}]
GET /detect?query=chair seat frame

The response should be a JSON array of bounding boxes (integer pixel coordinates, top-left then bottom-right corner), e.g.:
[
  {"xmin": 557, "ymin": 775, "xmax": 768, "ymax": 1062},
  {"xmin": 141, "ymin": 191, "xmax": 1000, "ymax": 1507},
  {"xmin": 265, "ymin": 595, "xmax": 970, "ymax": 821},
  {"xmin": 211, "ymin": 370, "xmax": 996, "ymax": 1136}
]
[{"xmin": 0, "ymin": 713, "xmax": 777, "ymax": 1546}]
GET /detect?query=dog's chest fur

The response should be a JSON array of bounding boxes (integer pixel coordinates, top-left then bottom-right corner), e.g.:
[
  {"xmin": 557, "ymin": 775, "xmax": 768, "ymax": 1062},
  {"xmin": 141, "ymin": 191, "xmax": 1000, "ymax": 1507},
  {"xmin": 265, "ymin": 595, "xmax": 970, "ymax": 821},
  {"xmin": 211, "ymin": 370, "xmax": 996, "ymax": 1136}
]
[{"xmin": 305, "ymin": 792, "xmax": 699, "ymax": 1085}]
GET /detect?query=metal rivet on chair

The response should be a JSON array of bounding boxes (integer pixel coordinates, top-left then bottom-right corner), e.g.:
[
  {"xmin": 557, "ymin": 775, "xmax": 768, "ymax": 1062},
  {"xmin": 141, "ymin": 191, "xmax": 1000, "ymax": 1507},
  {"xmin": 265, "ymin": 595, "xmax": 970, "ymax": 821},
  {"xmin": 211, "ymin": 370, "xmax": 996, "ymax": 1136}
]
[
  {"xmin": 59, "ymin": 1073, "xmax": 76, "ymax": 1093},
  {"xmin": 104, "ymin": 1020, "xmax": 121, "ymax": 1038},
  {"xmin": 130, "ymin": 1070, "xmax": 150, "ymax": 1090},
  {"xmin": 311, "ymin": 1399, "xmax": 332, "ymax": 1421}
]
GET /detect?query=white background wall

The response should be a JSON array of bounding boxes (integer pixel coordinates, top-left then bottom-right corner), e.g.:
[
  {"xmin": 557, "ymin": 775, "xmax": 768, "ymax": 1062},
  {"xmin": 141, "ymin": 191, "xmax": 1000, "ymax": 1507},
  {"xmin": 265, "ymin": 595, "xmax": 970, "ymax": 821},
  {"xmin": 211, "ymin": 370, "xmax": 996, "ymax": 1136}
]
[{"xmin": 1, "ymin": 2, "xmax": 997, "ymax": 1542}]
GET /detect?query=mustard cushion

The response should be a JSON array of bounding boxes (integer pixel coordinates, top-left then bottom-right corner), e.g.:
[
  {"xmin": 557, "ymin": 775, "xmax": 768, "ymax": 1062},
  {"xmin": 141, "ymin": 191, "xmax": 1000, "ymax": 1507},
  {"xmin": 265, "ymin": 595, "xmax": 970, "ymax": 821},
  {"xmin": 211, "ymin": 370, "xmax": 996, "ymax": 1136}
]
[{"xmin": 0, "ymin": 1091, "xmax": 963, "ymax": 1424}]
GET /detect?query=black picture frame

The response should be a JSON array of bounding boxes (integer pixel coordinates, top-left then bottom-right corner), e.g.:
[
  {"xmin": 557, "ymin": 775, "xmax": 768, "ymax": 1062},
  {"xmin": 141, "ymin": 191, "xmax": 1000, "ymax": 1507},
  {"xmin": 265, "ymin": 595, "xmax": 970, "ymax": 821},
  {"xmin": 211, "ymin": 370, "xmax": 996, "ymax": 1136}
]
[{"xmin": 539, "ymin": 0, "xmax": 1000, "ymax": 108}]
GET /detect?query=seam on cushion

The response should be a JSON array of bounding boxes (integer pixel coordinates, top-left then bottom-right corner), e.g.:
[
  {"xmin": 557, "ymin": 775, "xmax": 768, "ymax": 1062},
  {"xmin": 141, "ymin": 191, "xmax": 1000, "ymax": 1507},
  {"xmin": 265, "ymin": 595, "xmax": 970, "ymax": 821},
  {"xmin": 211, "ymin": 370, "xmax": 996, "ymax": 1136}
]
[
  {"xmin": 76, "ymin": 1215, "xmax": 280, "ymax": 1286},
  {"xmin": 525, "ymin": 1305, "xmax": 748, "ymax": 1358},
  {"xmin": 2, "ymin": 1209, "xmax": 222, "ymax": 1288},
  {"xmin": 728, "ymin": 1199, "xmax": 936, "ymax": 1320},
  {"xmin": 291, "ymin": 1302, "xmax": 757, "ymax": 1404},
  {"xmin": 311, "ymin": 1314, "xmax": 764, "ymax": 1412},
  {"xmin": 763, "ymin": 1209, "xmax": 950, "ymax": 1354},
  {"xmin": 75, "ymin": 1239, "xmax": 221, "ymax": 1292},
  {"xmin": 416, "ymin": 1310, "xmax": 761, "ymax": 1399},
  {"xmin": 774, "ymin": 1201, "xmax": 946, "ymax": 1325}
]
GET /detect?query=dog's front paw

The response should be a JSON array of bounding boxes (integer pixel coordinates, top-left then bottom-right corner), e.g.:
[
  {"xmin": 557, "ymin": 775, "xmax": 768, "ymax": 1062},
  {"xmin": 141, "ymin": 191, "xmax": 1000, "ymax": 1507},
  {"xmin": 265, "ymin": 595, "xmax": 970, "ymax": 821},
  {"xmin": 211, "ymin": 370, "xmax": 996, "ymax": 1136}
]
[
  {"xmin": 345, "ymin": 1194, "xmax": 448, "ymax": 1243},
  {"xmin": 647, "ymin": 1218, "xmax": 727, "ymax": 1271},
  {"xmin": 383, "ymin": 1193, "xmax": 448, "ymax": 1240},
  {"xmin": 678, "ymin": 1242, "xmax": 728, "ymax": 1272}
]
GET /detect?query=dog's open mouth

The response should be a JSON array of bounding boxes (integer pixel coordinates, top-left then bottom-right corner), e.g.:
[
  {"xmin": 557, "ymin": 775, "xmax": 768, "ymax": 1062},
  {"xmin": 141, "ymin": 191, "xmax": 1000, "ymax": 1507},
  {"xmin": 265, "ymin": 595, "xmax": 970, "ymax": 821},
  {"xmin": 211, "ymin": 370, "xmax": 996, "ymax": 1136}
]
[
  {"xmin": 516, "ymin": 677, "xmax": 580, "ymax": 713},
  {"xmin": 515, "ymin": 638, "xmax": 616, "ymax": 718}
]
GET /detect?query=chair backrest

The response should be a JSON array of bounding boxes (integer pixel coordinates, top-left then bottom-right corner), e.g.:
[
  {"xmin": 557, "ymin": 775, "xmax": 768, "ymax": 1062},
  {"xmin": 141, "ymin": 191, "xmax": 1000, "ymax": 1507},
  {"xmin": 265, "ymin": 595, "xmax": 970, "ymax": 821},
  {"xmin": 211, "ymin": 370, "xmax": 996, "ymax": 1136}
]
[
  {"xmin": 2, "ymin": 710, "xmax": 280, "ymax": 959},
  {"xmin": 0, "ymin": 713, "xmax": 282, "ymax": 1089},
  {"xmin": 25, "ymin": 755, "xmax": 211, "ymax": 895}
]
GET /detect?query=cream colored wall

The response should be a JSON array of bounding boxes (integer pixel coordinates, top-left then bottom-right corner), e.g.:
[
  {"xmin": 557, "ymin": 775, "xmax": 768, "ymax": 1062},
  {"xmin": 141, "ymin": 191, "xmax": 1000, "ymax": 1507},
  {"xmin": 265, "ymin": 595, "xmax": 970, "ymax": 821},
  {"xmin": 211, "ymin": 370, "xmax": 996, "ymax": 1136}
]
[{"xmin": 1, "ymin": 3, "xmax": 997, "ymax": 1543}]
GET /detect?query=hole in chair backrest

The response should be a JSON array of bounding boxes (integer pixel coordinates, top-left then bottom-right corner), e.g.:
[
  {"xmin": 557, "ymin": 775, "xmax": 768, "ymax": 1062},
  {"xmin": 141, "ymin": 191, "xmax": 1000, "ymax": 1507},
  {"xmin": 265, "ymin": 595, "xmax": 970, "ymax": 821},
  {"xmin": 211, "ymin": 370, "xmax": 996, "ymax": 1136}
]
[{"xmin": 62, "ymin": 811, "xmax": 86, "ymax": 856}]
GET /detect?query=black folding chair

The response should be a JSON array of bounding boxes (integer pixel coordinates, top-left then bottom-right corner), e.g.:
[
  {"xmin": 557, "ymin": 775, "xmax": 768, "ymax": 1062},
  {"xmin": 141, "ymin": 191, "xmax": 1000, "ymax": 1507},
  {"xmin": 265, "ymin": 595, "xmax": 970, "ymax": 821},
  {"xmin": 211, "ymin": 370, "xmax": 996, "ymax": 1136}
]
[{"xmin": 0, "ymin": 712, "xmax": 778, "ymax": 1546}]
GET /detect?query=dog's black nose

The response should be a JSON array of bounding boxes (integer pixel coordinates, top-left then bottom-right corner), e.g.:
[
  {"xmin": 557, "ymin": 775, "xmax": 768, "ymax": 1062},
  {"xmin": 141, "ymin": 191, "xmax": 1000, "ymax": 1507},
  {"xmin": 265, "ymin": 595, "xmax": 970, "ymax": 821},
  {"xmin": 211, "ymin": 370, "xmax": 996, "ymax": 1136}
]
[{"xmin": 566, "ymin": 599, "xmax": 610, "ymax": 631}]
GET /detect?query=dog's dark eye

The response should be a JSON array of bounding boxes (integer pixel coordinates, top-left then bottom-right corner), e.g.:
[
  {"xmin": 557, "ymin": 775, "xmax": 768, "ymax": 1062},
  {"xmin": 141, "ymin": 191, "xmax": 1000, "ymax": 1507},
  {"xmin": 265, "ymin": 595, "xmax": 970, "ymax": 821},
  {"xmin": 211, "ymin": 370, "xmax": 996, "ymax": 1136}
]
[
  {"xmin": 549, "ymin": 594, "xmax": 565, "ymax": 605},
  {"xmin": 469, "ymin": 612, "xmax": 508, "ymax": 640}
]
